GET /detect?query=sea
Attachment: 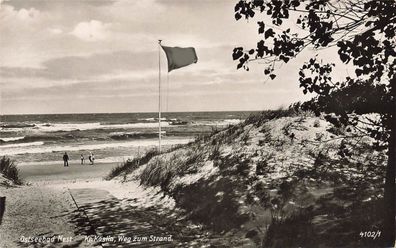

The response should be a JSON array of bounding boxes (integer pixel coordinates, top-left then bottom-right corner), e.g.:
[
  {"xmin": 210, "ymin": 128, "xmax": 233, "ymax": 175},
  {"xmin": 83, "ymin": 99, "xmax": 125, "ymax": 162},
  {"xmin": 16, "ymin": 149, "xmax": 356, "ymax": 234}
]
[{"xmin": 0, "ymin": 111, "xmax": 256, "ymax": 166}]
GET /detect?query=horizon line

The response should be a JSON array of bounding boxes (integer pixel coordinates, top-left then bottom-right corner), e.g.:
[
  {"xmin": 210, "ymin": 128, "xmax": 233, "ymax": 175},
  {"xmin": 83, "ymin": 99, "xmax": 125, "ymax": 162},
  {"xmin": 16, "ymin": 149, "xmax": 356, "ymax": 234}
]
[{"xmin": 0, "ymin": 109, "xmax": 271, "ymax": 116}]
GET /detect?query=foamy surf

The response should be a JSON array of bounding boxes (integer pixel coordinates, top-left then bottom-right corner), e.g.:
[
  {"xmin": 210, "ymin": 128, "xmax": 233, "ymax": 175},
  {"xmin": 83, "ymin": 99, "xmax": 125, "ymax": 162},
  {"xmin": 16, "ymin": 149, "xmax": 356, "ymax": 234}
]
[
  {"xmin": 0, "ymin": 138, "xmax": 192, "ymax": 156},
  {"xmin": 0, "ymin": 141, "xmax": 44, "ymax": 149},
  {"xmin": 37, "ymin": 122, "xmax": 171, "ymax": 132},
  {"xmin": 192, "ymin": 119, "xmax": 242, "ymax": 126},
  {"xmin": 1, "ymin": 112, "xmax": 255, "ymax": 166},
  {"xmin": 0, "ymin": 136, "xmax": 25, "ymax": 142},
  {"xmin": 0, "ymin": 121, "xmax": 171, "ymax": 133}
]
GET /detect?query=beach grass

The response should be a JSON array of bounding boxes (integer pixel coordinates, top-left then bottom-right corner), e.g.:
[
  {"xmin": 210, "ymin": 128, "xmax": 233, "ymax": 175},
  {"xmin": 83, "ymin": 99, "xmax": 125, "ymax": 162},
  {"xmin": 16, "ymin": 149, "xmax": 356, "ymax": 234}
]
[
  {"xmin": 105, "ymin": 149, "xmax": 160, "ymax": 180},
  {"xmin": 0, "ymin": 156, "xmax": 22, "ymax": 185},
  {"xmin": 126, "ymin": 108, "xmax": 386, "ymax": 246},
  {"xmin": 139, "ymin": 147, "xmax": 205, "ymax": 191}
]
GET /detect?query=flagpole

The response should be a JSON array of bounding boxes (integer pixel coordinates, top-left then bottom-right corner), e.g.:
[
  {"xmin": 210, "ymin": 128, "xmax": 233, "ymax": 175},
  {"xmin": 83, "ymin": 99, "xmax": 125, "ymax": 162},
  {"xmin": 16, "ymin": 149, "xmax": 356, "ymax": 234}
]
[{"xmin": 158, "ymin": 40, "xmax": 162, "ymax": 153}]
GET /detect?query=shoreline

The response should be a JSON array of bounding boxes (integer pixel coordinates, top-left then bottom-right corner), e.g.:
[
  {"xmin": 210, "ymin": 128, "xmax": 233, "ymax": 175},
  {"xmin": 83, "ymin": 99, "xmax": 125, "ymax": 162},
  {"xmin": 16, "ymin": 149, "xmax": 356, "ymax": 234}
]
[
  {"xmin": 2, "ymin": 137, "xmax": 193, "ymax": 157},
  {"xmin": 18, "ymin": 161, "xmax": 117, "ymax": 183}
]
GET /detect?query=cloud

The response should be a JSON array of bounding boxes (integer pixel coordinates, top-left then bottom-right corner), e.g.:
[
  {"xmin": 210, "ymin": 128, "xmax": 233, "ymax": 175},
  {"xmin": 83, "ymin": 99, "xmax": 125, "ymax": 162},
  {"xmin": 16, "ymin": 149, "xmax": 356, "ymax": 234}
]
[
  {"xmin": 48, "ymin": 28, "xmax": 62, "ymax": 34},
  {"xmin": 0, "ymin": 45, "xmax": 236, "ymax": 82},
  {"xmin": 5, "ymin": 0, "xmax": 115, "ymax": 11},
  {"xmin": 16, "ymin": 7, "xmax": 39, "ymax": 20},
  {"xmin": 0, "ymin": 50, "xmax": 158, "ymax": 80},
  {"xmin": 70, "ymin": 20, "xmax": 111, "ymax": 42},
  {"xmin": 0, "ymin": 0, "xmax": 321, "ymax": 114},
  {"xmin": 0, "ymin": 4, "xmax": 40, "ymax": 22}
]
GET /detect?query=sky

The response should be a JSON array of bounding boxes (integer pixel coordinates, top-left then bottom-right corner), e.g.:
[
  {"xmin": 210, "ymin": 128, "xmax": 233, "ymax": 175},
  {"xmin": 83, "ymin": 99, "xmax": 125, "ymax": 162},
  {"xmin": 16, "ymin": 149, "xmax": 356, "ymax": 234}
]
[{"xmin": 0, "ymin": 0, "xmax": 349, "ymax": 115}]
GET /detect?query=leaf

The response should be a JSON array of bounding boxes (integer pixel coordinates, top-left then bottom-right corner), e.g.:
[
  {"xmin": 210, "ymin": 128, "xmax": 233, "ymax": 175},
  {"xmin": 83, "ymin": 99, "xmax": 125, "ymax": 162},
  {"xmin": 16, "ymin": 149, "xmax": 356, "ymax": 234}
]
[
  {"xmin": 264, "ymin": 68, "xmax": 271, "ymax": 75},
  {"xmin": 258, "ymin": 21, "xmax": 265, "ymax": 34},
  {"xmin": 248, "ymin": 9, "xmax": 255, "ymax": 18},
  {"xmin": 339, "ymin": 53, "xmax": 350, "ymax": 63},
  {"xmin": 270, "ymin": 74, "xmax": 276, "ymax": 80},
  {"xmin": 253, "ymin": 0, "xmax": 264, "ymax": 7},
  {"xmin": 280, "ymin": 55, "xmax": 290, "ymax": 63},
  {"xmin": 265, "ymin": 28, "xmax": 275, "ymax": 39},
  {"xmin": 234, "ymin": 1, "xmax": 242, "ymax": 11},
  {"xmin": 291, "ymin": 0, "xmax": 300, "ymax": 7},
  {"xmin": 232, "ymin": 47, "xmax": 244, "ymax": 60}
]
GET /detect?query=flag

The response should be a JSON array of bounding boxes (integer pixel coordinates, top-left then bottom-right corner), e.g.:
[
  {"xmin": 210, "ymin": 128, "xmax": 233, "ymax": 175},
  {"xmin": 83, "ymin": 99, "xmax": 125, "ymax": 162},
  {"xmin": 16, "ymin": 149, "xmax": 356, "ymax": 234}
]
[{"xmin": 161, "ymin": 46, "xmax": 198, "ymax": 72}]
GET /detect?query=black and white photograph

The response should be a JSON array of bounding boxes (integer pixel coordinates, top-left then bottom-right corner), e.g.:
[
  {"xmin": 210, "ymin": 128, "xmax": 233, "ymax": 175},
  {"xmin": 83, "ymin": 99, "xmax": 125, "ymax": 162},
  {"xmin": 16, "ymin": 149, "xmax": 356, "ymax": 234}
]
[{"xmin": 0, "ymin": 0, "xmax": 395, "ymax": 247}]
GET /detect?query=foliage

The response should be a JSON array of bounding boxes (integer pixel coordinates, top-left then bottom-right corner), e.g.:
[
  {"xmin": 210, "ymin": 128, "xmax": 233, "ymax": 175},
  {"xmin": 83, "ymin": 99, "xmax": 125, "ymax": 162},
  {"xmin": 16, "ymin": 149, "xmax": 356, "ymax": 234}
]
[
  {"xmin": 233, "ymin": 0, "xmax": 395, "ymax": 245},
  {"xmin": 233, "ymin": 0, "xmax": 395, "ymax": 138},
  {"xmin": 208, "ymin": 144, "xmax": 221, "ymax": 161},
  {"xmin": 0, "ymin": 156, "xmax": 22, "ymax": 185}
]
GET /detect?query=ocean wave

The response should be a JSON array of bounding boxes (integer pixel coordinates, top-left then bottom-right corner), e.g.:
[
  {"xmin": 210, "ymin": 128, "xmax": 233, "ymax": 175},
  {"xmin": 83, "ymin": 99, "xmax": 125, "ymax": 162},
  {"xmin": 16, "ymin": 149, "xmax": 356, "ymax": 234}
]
[
  {"xmin": 137, "ymin": 117, "xmax": 167, "ymax": 122},
  {"xmin": 0, "ymin": 134, "xmax": 79, "ymax": 144},
  {"xmin": 100, "ymin": 122, "xmax": 170, "ymax": 129},
  {"xmin": 0, "ymin": 123, "xmax": 35, "ymax": 129},
  {"xmin": 0, "ymin": 141, "xmax": 44, "ymax": 149},
  {"xmin": 192, "ymin": 119, "xmax": 242, "ymax": 126},
  {"xmin": 36, "ymin": 122, "xmax": 101, "ymax": 132},
  {"xmin": 0, "ymin": 136, "xmax": 25, "ymax": 142},
  {"xmin": 110, "ymin": 132, "xmax": 162, "ymax": 140},
  {"xmin": 1, "ymin": 119, "xmax": 238, "ymax": 133},
  {"xmin": 0, "ymin": 138, "xmax": 192, "ymax": 156},
  {"xmin": 0, "ymin": 121, "xmax": 171, "ymax": 133}
]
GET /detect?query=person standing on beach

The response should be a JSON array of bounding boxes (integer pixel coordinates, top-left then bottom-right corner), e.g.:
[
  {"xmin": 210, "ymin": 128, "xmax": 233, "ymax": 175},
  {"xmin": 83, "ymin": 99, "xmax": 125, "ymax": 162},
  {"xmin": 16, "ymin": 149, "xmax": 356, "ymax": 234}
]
[
  {"xmin": 88, "ymin": 153, "xmax": 93, "ymax": 165},
  {"xmin": 63, "ymin": 152, "xmax": 69, "ymax": 167},
  {"xmin": 80, "ymin": 154, "xmax": 84, "ymax": 165},
  {"xmin": 91, "ymin": 153, "xmax": 95, "ymax": 165}
]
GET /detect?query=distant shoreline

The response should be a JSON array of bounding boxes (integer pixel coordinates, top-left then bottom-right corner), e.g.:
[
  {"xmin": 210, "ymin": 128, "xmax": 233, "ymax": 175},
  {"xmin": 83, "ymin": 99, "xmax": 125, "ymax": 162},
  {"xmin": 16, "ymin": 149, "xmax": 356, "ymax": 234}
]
[{"xmin": 0, "ymin": 110, "xmax": 262, "ymax": 117}]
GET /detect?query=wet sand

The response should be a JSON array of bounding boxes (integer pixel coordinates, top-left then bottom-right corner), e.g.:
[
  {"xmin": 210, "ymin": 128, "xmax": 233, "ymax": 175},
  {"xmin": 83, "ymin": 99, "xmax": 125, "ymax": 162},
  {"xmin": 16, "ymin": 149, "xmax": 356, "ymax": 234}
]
[{"xmin": 19, "ymin": 162, "xmax": 115, "ymax": 183}]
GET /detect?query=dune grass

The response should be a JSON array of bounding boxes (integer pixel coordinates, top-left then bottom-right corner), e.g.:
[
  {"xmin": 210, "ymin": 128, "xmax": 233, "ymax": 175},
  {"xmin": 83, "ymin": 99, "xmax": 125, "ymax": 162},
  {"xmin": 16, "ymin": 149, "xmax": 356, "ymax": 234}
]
[
  {"xmin": 244, "ymin": 107, "xmax": 299, "ymax": 127},
  {"xmin": 105, "ymin": 149, "xmax": 160, "ymax": 180},
  {"xmin": 139, "ymin": 147, "xmax": 206, "ymax": 192},
  {"xmin": 0, "ymin": 156, "xmax": 22, "ymax": 185}
]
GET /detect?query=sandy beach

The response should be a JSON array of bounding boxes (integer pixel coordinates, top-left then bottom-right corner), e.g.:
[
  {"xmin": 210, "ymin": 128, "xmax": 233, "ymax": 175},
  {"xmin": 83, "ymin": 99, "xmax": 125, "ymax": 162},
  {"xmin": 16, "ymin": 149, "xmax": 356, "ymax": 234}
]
[
  {"xmin": 19, "ymin": 162, "xmax": 116, "ymax": 183},
  {"xmin": 0, "ymin": 162, "xmax": 187, "ymax": 247}
]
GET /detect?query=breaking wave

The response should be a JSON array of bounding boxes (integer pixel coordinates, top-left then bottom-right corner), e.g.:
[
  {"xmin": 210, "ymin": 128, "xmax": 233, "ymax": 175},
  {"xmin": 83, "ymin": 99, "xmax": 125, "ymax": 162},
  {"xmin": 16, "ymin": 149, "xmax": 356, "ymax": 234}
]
[
  {"xmin": 0, "ymin": 136, "xmax": 25, "ymax": 142},
  {"xmin": 0, "ymin": 121, "xmax": 171, "ymax": 133},
  {"xmin": 0, "ymin": 138, "xmax": 192, "ymax": 156}
]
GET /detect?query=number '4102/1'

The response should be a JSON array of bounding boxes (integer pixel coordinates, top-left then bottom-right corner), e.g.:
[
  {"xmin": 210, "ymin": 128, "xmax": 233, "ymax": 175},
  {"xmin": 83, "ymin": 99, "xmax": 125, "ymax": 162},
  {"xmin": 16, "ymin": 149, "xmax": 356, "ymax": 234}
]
[{"xmin": 359, "ymin": 231, "xmax": 381, "ymax": 240}]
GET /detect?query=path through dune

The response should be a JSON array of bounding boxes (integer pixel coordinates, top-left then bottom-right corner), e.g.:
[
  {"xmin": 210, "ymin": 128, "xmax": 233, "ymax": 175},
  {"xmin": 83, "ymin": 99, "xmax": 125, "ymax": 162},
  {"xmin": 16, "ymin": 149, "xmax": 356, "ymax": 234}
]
[{"xmin": 0, "ymin": 163, "xmax": 223, "ymax": 247}]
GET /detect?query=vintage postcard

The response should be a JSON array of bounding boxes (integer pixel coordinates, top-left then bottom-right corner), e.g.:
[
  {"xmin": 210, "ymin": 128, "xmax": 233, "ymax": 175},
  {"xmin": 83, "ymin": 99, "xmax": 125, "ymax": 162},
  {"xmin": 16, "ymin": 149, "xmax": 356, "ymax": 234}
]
[{"xmin": 0, "ymin": 0, "xmax": 395, "ymax": 247}]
